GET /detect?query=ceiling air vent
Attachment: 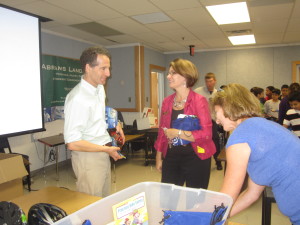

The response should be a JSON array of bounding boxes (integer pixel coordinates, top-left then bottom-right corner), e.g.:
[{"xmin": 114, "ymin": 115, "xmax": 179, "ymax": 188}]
[{"xmin": 226, "ymin": 29, "xmax": 252, "ymax": 36}]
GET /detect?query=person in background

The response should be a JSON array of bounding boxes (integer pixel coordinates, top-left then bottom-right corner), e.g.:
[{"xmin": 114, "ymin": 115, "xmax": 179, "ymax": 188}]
[
  {"xmin": 64, "ymin": 46, "xmax": 124, "ymax": 197},
  {"xmin": 278, "ymin": 82, "xmax": 300, "ymax": 125},
  {"xmin": 283, "ymin": 91, "xmax": 300, "ymax": 138},
  {"xmin": 265, "ymin": 86, "xmax": 275, "ymax": 101},
  {"xmin": 280, "ymin": 84, "xmax": 289, "ymax": 100},
  {"xmin": 250, "ymin": 87, "xmax": 265, "ymax": 115},
  {"xmin": 264, "ymin": 88, "xmax": 281, "ymax": 122},
  {"xmin": 155, "ymin": 58, "xmax": 215, "ymax": 189},
  {"xmin": 194, "ymin": 73, "xmax": 223, "ymax": 170},
  {"xmin": 212, "ymin": 83, "xmax": 300, "ymax": 225}
]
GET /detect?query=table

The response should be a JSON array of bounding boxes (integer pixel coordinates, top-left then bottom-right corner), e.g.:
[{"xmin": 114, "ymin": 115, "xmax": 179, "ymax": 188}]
[
  {"xmin": 11, "ymin": 186, "xmax": 101, "ymax": 215},
  {"xmin": 122, "ymin": 134, "xmax": 146, "ymax": 157},
  {"xmin": 38, "ymin": 134, "xmax": 66, "ymax": 181}
]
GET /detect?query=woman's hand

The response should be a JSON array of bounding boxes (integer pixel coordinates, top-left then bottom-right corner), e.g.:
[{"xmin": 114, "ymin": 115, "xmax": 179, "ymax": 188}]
[{"xmin": 163, "ymin": 128, "xmax": 179, "ymax": 140}]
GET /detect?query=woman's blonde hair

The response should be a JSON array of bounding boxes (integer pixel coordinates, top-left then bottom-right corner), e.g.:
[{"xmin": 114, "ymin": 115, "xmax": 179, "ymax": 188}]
[
  {"xmin": 212, "ymin": 83, "xmax": 262, "ymax": 121},
  {"xmin": 170, "ymin": 58, "xmax": 198, "ymax": 88}
]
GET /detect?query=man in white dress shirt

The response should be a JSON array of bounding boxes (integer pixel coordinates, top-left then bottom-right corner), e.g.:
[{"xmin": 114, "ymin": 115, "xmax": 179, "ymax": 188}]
[
  {"xmin": 194, "ymin": 73, "xmax": 223, "ymax": 170},
  {"xmin": 64, "ymin": 47, "xmax": 124, "ymax": 197}
]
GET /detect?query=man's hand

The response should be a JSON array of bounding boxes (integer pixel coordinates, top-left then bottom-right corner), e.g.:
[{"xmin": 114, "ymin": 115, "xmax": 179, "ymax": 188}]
[{"xmin": 107, "ymin": 146, "xmax": 123, "ymax": 161}]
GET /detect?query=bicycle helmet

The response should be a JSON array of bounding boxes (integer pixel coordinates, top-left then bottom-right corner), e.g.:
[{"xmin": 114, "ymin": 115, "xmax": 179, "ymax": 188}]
[
  {"xmin": 0, "ymin": 201, "xmax": 27, "ymax": 225},
  {"xmin": 27, "ymin": 203, "xmax": 67, "ymax": 225}
]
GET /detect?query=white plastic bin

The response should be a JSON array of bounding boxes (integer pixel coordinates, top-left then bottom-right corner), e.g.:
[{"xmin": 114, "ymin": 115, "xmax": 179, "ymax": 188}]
[{"xmin": 54, "ymin": 182, "xmax": 233, "ymax": 225}]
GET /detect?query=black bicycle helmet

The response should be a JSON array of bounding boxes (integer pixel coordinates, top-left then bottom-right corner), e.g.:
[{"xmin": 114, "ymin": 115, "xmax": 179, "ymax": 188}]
[
  {"xmin": 27, "ymin": 203, "xmax": 67, "ymax": 225},
  {"xmin": 0, "ymin": 201, "xmax": 27, "ymax": 225}
]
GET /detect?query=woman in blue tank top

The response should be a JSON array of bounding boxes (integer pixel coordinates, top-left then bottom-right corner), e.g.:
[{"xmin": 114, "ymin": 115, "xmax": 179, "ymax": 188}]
[{"xmin": 212, "ymin": 83, "xmax": 300, "ymax": 225}]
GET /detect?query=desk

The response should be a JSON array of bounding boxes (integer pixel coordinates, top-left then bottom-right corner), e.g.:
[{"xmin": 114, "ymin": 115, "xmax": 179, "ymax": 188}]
[
  {"xmin": 11, "ymin": 186, "xmax": 101, "ymax": 215},
  {"xmin": 38, "ymin": 134, "xmax": 66, "ymax": 181}
]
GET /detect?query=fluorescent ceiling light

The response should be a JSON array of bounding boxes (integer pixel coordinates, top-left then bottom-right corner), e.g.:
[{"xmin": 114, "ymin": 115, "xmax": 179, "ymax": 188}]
[
  {"xmin": 228, "ymin": 35, "xmax": 256, "ymax": 45},
  {"xmin": 206, "ymin": 2, "xmax": 250, "ymax": 25},
  {"xmin": 131, "ymin": 12, "xmax": 171, "ymax": 24}
]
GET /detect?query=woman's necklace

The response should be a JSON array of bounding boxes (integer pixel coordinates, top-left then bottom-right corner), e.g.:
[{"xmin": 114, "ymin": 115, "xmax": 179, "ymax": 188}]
[{"xmin": 173, "ymin": 97, "xmax": 186, "ymax": 108}]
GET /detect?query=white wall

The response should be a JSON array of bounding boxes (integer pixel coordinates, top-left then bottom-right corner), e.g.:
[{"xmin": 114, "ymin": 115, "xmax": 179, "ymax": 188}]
[{"xmin": 165, "ymin": 45, "xmax": 300, "ymax": 96}]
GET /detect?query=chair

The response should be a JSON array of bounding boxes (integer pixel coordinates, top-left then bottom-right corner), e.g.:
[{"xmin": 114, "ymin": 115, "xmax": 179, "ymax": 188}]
[
  {"xmin": 261, "ymin": 187, "xmax": 276, "ymax": 225},
  {"xmin": 0, "ymin": 137, "xmax": 31, "ymax": 191}
]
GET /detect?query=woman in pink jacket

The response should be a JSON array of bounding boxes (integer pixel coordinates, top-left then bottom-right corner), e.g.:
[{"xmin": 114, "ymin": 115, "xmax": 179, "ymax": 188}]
[{"xmin": 154, "ymin": 58, "xmax": 216, "ymax": 189}]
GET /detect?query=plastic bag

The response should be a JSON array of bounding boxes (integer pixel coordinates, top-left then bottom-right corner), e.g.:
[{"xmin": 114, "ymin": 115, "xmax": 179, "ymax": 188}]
[
  {"xmin": 171, "ymin": 115, "xmax": 201, "ymax": 146},
  {"xmin": 160, "ymin": 204, "xmax": 227, "ymax": 225}
]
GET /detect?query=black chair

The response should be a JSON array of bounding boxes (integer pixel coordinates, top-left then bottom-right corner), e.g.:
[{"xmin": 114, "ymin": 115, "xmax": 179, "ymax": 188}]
[
  {"xmin": 262, "ymin": 187, "xmax": 276, "ymax": 225},
  {"xmin": 0, "ymin": 138, "xmax": 31, "ymax": 191}
]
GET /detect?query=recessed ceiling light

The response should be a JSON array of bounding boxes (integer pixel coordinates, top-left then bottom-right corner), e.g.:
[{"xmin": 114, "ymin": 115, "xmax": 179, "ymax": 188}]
[
  {"xmin": 228, "ymin": 34, "xmax": 256, "ymax": 45},
  {"xmin": 206, "ymin": 2, "xmax": 250, "ymax": 25},
  {"xmin": 131, "ymin": 12, "xmax": 171, "ymax": 24}
]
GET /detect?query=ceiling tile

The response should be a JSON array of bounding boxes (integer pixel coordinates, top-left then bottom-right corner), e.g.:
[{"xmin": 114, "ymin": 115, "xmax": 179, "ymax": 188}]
[
  {"xmin": 104, "ymin": 34, "xmax": 138, "ymax": 44},
  {"xmin": 255, "ymin": 33, "xmax": 284, "ymax": 44},
  {"xmin": 45, "ymin": 0, "xmax": 123, "ymax": 21},
  {"xmin": 161, "ymin": 28, "xmax": 197, "ymax": 42},
  {"xmin": 44, "ymin": 25, "xmax": 114, "ymax": 45},
  {"xmin": 71, "ymin": 22, "xmax": 123, "ymax": 37},
  {"xmin": 95, "ymin": 0, "xmax": 159, "ymax": 16},
  {"xmin": 146, "ymin": 21, "xmax": 183, "ymax": 32},
  {"xmin": 291, "ymin": 0, "xmax": 300, "ymax": 18},
  {"xmin": 252, "ymin": 19, "xmax": 288, "ymax": 33},
  {"xmin": 0, "ymin": 0, "xmax": 36, "ymax": 6},
  {"xmin": 14, "ymin": 1, "xmax": 90, "ymax": 25},
  {"xmin": 131, "ymin": 32, "xmax": 169, "ymax": 43},
  {"xmin": 99, "ymin": 17, "xmax": 151, "ymax": 34},
  {"xmin": 150, "ymin": 0, "xmax": 201, "ymax": 10},
  {"xmin": 189, "ymin": 26, "xmax": 226, "ymax": 39},
  {"xmin": 201, "ymin": 37, "xmax": 232, "ymax": 48},
  {"xmin": 155, "ymin": 42, "xmax": 187, "ymax": 52},
  {"xmin": 249, "ymin": 2, "xmax": 294, "ymax": 21},
  {"xmin": 283, "ymin": 32, "xmax": 300, "ymax": 43},
  {"xmin": 166, "ymin": 7, "xmax": 216, "ymax": 27},
  {"xmin": 287, "ymin": 18, "xmax": 300, "ymax": 32}
]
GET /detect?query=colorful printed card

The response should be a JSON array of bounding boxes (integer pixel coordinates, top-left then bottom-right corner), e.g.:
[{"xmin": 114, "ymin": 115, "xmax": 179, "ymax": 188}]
[{"xmin": 112, "ymin": 192, "xmax": 149, "ymax": 225}]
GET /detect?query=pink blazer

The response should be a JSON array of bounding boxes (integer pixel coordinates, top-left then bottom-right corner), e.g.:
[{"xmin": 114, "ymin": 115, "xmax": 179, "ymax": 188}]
[{"xmin": 154, "ymin": 90, "xmax": 216, "ymax": 160}]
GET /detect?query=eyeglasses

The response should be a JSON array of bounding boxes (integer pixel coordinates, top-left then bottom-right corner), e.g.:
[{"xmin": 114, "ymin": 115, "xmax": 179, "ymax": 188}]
[{"xmin": 167, "ymin": 71, "xmax": 178, "ymax": 76}]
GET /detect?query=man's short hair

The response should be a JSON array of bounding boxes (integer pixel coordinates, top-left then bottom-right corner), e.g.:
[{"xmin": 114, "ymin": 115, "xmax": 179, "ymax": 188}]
[
  {"xmin": 80, "ymin": 46, "xmax": 111, "ymax": 73},
  {"xmin": 205, "ymin": 72, "xmax": 216, "ymax": 80}
]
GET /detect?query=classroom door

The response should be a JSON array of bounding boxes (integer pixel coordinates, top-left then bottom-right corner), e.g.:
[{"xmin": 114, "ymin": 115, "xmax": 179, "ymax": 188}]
[{"xmin": 150, "ymin": 72, "xmax": 164, "ymax": 122}]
